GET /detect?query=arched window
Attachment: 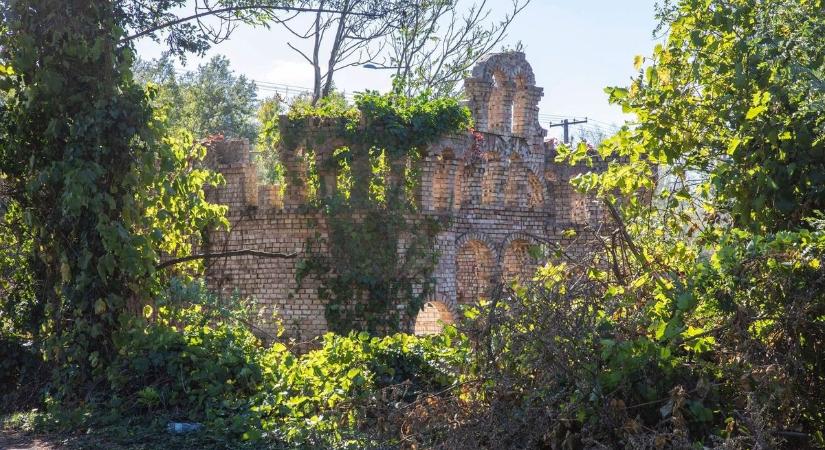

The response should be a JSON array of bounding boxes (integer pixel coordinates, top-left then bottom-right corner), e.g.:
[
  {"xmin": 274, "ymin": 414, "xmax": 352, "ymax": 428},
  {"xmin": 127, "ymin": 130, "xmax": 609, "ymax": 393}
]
[
  {"xmin": 456, "ymin": 239, "xmax": 496, "ymax": 306},
  {"xmin": 502, "ymin": 239, "xmax": 539, "ymax": 282}
]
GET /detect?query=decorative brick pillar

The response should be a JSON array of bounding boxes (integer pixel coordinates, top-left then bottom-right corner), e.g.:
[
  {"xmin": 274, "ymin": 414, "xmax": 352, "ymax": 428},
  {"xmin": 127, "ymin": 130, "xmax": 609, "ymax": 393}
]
[
  {"xmin": 349, "ymin": 143, "xmax": 371, "ymax": 205},
  {"xmin": 282, "ymin": 146, "xmax": 308, "ymax": 208},
  {"xmin": 513, "ymin": 85, "xmax": 543, "ymax": 138},
  {"xmin": 463, "ymin": 78, "xmax": 493, "ymax": 132}
]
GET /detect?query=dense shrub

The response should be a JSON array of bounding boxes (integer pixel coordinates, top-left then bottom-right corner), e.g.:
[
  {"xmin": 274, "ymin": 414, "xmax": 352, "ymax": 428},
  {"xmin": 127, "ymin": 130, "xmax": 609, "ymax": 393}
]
[
  {"xmin": 254, "ymin": 330, "xmax": 468, "ymax": 447},
  {"xmin": 107, "ymin": 320, "xmax": 264, "ymax": 425},
  {"xmin": 0, "ymin": 334, "xmax": 44, "ymax": 414},
  {"xmin": 382, "ymin": 223, "xmax": 824, "ymax": 449}
]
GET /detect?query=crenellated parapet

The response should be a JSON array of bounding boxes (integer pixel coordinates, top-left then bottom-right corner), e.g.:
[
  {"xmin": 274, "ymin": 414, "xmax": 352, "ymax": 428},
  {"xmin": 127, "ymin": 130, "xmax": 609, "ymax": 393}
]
[{"xmin": 204, "ymin": 138, "xmax": 283, "ymax": 211}]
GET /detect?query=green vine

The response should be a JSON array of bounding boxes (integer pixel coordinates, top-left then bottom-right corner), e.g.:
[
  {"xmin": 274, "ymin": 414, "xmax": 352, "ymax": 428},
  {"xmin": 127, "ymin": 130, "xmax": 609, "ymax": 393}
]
[{"xmin": 293, "ymin": 87, "xmax": 471, "ymax": 334}]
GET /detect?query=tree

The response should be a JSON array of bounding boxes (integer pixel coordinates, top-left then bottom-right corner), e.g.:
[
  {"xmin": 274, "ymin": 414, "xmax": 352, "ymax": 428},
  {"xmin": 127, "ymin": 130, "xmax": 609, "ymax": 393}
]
[
  {"xmin": 179, "ymin": 55, "xmax": 259, "ymax": 141},
  {"xmin": 381, "ymin": 0, "xmax": 530, "ymax": 97},
  {"xmin": 135, "ymin": 54, "xmax": 259, "ymax": 141},
  {"xmin": 279, "ymin": 0, "xmax": 530, "ymax": 102},
  {"xmin": 591, "ymin": 0, "xmax": 825, "ymax": 232},
  {"xmin": 550, "ymin": 0, "xmax": 825, "ymax": 443},
  {"xmin": 0, "ymin": 0, "xmax": 226, "ymax": 395},
  {"xmin": 119, "ymin": 0, "xmax": 380, "ymax": 58},
  {"xmin": 277, "ymin": 0, "xmax": 409, "ymax": 103}
]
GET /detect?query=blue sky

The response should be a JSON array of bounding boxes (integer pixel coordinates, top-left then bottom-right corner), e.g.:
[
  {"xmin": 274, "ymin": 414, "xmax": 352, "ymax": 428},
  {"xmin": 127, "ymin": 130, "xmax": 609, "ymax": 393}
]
[{"xmin": 135, "ymin": 1, "xmax": 660, "ymax": 140}]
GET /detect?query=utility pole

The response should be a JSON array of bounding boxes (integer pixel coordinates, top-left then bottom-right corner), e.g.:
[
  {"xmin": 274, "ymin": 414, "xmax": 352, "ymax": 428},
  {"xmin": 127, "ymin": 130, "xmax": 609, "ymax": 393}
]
[{"xmin": 547, "ymin": 117, "xmax": 588, "ymax": 144}]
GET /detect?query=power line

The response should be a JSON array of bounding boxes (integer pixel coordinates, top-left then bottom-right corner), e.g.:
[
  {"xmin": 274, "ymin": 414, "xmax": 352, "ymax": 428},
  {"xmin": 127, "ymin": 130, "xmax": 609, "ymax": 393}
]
[
  {"xmin": 547, "ymin": 118, "xmax": 589, "ymax": 144},
  {"xmin": 253, "ymin": 80, "xmax": 358, "ymax": 101}
]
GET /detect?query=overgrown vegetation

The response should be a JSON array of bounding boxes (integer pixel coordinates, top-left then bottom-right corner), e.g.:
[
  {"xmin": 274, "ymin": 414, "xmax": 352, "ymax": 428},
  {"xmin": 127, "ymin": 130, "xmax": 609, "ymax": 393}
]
[
  {"xmin": 135, "ymin": 54, "xmax": 260, "ymax": 143},
  {"xmin": 2, "ymin": 0, "xmax": 824, "ymax": 448},
  {"xmin": 0, "ymin": 0, "xmax": 227, "ymax": 400},
  {"xmin": 2, "ymin": 280, "xmax": 468, "ymax": 448},
  {"xmin": 291, "ymin": 88, "xmax": 472, "ymax": 333}
]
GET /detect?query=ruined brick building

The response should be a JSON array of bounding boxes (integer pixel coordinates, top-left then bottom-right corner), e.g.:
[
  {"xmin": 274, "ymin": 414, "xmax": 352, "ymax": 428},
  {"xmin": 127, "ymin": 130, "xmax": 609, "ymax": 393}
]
[{"xmin": 203, "ymin": 52, "xmax": 606, "ymax": 339}]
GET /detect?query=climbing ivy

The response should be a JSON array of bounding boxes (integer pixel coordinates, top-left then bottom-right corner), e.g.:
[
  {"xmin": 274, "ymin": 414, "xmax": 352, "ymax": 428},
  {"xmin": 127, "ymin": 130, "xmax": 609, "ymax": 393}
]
[
  {"xmin": 293, "ymin": 87, "xmax": 472, "ymax": 334},
  {"xmin": 0, "ymin": 1, "xmax": 226, "ymax": 397}
]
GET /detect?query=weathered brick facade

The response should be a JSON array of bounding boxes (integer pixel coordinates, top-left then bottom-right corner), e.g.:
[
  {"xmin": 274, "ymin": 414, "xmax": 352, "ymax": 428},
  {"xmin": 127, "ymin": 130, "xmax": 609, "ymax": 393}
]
[{"xmin": 203, "ymin": 52, "xmax": 607, "ymax": 339}]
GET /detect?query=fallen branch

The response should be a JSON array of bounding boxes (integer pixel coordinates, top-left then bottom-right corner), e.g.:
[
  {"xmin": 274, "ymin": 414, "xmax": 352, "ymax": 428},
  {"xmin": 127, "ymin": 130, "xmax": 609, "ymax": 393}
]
[{"xmin": 157, "ymin": 249, "xmax": 298, "ymax": 270}]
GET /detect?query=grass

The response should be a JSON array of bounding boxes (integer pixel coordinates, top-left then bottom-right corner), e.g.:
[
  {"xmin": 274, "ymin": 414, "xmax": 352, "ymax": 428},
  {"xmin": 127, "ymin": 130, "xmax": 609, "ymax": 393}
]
[{"xmin": 2, "ymin": 409, "xmax": 269, "ymax": 450}]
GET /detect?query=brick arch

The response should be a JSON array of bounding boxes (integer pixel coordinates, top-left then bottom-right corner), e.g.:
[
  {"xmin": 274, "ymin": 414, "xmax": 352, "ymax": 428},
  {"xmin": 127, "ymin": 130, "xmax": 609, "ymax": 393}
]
[
  {"xmin": 500, "ymin": 233, "xmax": 542, "ymax": 283},
  {"xmin": 464, "ymin": 52, "xmax": 545, "ymax": 141},
  {"xmin": 455, "ymin": 231, "xmax": 499, "ymax": 254},
  {"xmin": 455, "ymin": 233, "xmax": 498, "ymax": 306},
  {"xmin": 426, "ymin": 134, "xmax": 467, "ymax": 156},
  {"xmin": 413, "ymin": 300, "xmax": 455, "ymax": 335},
  {"xmin": 471, "ymin": 52, "xmax": 536, "ymax": 86},
  {"xmin": 431, "ymin": 149, "xmax": 457, "ymax": 211},
  {"xmin": 528, "ymin": 171, "xmax": 545, "ymax": 209}
]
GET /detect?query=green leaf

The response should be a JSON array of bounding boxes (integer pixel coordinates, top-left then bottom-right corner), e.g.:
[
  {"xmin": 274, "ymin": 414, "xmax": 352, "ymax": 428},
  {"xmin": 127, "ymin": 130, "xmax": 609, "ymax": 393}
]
[
  {"xmin": 633, "ymin": 55, "xmax": 644, "ymax": 70},
  {"xmin": 676, "ymin": 292, "xmax": 694, "ymax": 311},
  {"xmin": 727, "ymin": 138, "xmax": 741, "ymax": 155},
  {"xmin": 654, "ymin": 320, "xmax": 668, "ymax": 340},
  {"xmin": 745, "ymin": 104, "xmax": 767, "ymax": 120}
]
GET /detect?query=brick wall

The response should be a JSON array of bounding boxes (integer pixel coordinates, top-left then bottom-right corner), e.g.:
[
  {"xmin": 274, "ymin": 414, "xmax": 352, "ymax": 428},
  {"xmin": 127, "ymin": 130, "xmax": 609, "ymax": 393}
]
[{"xmin": 204, "ymin": 52, "xmax": 610, "ymax": 339}]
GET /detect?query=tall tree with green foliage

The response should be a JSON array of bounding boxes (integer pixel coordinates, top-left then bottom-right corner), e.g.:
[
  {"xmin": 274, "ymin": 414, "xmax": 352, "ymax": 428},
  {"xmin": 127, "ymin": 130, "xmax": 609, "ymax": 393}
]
[
  {"xmin": 577, "ymin": 0, "xmax": 825, "ymax": 233},
  {"xmin": 542, "ymin": 0, "xmax": 825, "ymax": 445},
  {"xmin": 135, "ymin": 54, "xmax": 259, "ymax": 142},
  {"xmin": 0, "ymin": 0, "xmax": 226, "ymax": 396}
]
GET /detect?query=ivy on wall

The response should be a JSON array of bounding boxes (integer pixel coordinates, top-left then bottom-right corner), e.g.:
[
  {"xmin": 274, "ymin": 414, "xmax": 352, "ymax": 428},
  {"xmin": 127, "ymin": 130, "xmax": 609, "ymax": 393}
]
[{"xmin": 291, "ymin": 87, "xmax": 472, "ymax": 334}]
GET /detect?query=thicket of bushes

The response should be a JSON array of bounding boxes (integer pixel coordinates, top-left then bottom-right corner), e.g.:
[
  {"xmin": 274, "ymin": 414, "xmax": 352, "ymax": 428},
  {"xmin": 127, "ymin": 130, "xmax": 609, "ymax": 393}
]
[
  {"xmin": 5, "ymin": 221, "xmax": 823, "ymax": 449},
  {"xmin": 2, "ymin": 0, "xmax": 824, "ymax": 448},
  {"xmin": 1, "ymin": 280, "xmax": 469, "ymax": 448}
]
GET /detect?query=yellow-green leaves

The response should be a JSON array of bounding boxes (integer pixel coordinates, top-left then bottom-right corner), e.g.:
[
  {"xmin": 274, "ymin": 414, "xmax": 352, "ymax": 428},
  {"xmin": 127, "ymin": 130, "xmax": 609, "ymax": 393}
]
[
  {"xmin": 604, "ymin": 86, "xmax": 629, "ymax": 102},
  {"xmin": 745, "ymin": 91, "xmax": 771, "ymax": 120},
  {"xmin": 633, "ymin": 54, "xmax": 645, "ymax": 70}
]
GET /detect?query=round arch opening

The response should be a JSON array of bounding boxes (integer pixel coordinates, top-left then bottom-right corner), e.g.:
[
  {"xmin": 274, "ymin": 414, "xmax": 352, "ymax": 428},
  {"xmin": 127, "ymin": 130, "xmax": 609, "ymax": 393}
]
[{"xmin": 456, "ymin": 239, "xmax": 496, "ymax": 306}]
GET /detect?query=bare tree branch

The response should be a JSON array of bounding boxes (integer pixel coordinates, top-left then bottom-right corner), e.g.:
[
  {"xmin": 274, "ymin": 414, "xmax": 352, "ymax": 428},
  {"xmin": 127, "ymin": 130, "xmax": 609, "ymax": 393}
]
[
  {"xmin": 121, "ymin": 4, "xmax": 382, "ymax": 43},
  {"xmin": 157, "ymin": 249, "xmax": 298, "ymax": 270}
]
